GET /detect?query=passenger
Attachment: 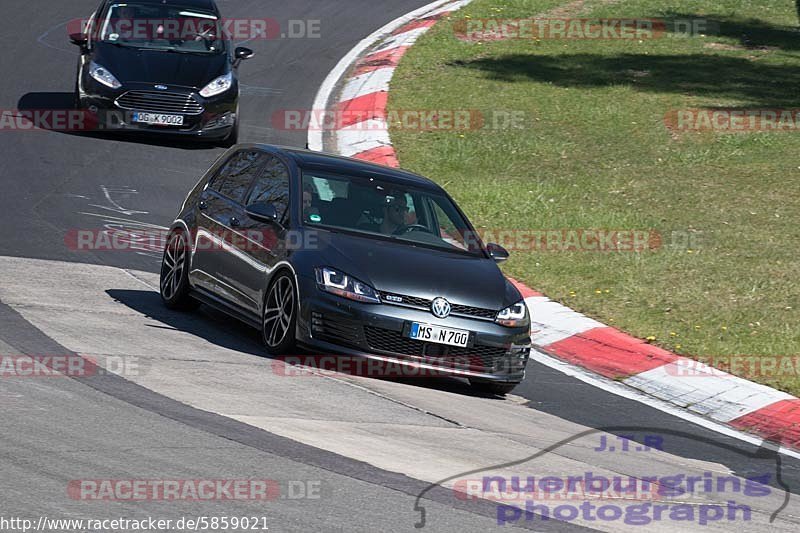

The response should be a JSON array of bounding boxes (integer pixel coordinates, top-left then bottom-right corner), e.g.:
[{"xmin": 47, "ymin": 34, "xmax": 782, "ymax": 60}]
[{"xmin": 303, "ymin": 183, "xmax": 320, "ymax": 222}]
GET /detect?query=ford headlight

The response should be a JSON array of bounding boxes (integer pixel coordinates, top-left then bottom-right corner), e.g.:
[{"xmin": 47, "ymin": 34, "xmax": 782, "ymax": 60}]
[
  {"xmin": 89, "ymin": 62, "xmax": 122, "ymax": 89},
  {"xmin": 199, "ymin": 72, "xmax": 233, "ymax": 98},
  {"xmin": 315, "ymin": 267, "xmax": 380, "ymax": 304},
  {"xmin": 496, "ymin": 301, "xmax": 529, "ymax": 327}
]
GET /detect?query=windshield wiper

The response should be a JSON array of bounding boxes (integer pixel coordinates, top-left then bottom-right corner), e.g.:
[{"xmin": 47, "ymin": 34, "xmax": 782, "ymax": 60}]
[{"xmin": 161, "ymin": 47, "xmax": 214, "ymax": 55}]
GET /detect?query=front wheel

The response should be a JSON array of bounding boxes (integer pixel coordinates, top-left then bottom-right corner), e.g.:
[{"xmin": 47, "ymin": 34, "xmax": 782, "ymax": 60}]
[
  {"xmin": 262, "ymin": 272, "xmax": 297, "ymax": 355},
  {"xmin": 469, "ymin": 379, "xmax": 519, "ymax": 396},
  {"xmin": 220, "ymin": 108, "xmax": 239, "ymax": 147},
  {"xmin": 73, "ymin": 80, "xmax": 81, "ymax": 110},
  {"xmin": 222, "ymin": 119, "xmax": 239, "ymax": 147},
  {"xmin": 160, "ymin": 229, "xmax": 198, "ymax": 310}
]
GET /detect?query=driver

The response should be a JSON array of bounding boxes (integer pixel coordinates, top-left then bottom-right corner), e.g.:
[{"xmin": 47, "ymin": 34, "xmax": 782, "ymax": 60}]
[
  {"xmin": 380, "ymin": 193, "xmax": 408, "ymax": 235},
  {"xmin": 111, "ymin": 5, "xmax": 138, "ymax": 40}
]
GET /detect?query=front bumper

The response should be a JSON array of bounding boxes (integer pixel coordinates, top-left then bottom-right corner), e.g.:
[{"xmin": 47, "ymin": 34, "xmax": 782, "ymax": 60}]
[
  {"xmin": 296, "ymin": 275, "xmax": 531, "ymax": 383},
  {"xmin": 78, "ymin": 79, "xmax": 237, "ymax": 140}
]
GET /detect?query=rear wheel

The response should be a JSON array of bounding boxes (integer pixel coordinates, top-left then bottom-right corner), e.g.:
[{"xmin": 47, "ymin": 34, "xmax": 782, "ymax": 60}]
[
  {"xmin": 160, "ymin": 230, "xmax": 198, "ymax": 310},
  {"xmin": 469, "ymin": 379, "xmax": 519, "ymax": 396},
  {"xmin": 262, "ymin": 272, "xmax": 297, "ymax": 355}
]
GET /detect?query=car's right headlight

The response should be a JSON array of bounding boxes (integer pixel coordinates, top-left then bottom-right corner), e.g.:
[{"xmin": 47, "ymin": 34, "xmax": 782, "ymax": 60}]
[
  {"xmin": 89, "ymin": 61, "xmax": 122, "ymax": 89},
  {"xmin": 496, "ymin": 301, "xmax": 529, "ymax": 327},
  {"xmin": 199, "ymin": 72, "xmax": 233, "ymax": 98},
  {"xmin": 315, "ymin": 267, "xmax": 380, "ymax": 303}
]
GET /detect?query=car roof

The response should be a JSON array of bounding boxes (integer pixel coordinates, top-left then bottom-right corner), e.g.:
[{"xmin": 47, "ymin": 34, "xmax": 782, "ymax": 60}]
[
  {"xmin": 112, "ymin": 0, "xmax": 218, "ymax": 11},
  {"xmin": 252, "ymin": 145, "xmax": 445, "ymax": 193}
]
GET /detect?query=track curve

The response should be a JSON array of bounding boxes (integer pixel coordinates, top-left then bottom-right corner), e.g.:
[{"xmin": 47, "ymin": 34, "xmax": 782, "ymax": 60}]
[{"xmin": 2, "ymin": 1, "xmax": 800, "ymax": 532}]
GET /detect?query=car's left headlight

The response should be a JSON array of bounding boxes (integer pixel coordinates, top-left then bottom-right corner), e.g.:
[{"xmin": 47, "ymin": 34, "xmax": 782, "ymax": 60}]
[
  {"xmin": 496, "ymin": 301, "xmax": 529, "ymax": 327},
  {"xmin": 89, "ymin": 61, "xmax": 122, "ymax": 89},
  {"xmin": 315, "ymin": 267, "xmax": 380, "ymax": 303},
  {"xmin": 199, "ymin": 72, "xmax": 233, "ymax": 98}
]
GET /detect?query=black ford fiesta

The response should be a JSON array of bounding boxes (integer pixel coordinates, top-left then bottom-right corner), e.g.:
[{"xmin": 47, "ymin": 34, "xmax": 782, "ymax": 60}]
[
  {"xmin": 70, "ymin": 0, "xmax": 253, "ymax": 144},
  {"xmin": 160, "ymin": 145, "xmax": 532, "ymax": 394}
]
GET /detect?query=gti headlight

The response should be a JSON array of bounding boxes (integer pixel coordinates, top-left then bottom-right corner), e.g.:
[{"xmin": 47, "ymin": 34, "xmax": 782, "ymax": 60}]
[
  {"xmin": 199, "ymin": 72, "xmax": 233, "ymax": 98},
  {"xmin": 315, "ymin": 267, "xmax": 380, "ymax": 304},
  {"xmin": 496, "ymin": 301, "xmax": 529, "ymax": 327},
  {"xmin": 89, "ymin": 62, "xmax": 122, "ymax": 89}
]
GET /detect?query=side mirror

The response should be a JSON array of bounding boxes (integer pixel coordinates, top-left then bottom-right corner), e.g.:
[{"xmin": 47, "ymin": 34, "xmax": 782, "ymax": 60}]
[
  {"xmin": 486, "ymin": 242, "xmax": 510, "ymax": 263},
  {"xmin": 234, "ymin": 47, "xmax": 255, "ymax": 61},
  {"xmin": 246, "ymin": 202, "xmax": 280, "ymax": 224},
  {"xmin": 69, "ymin": 33, "xmax": 88, "ymax": 48}
]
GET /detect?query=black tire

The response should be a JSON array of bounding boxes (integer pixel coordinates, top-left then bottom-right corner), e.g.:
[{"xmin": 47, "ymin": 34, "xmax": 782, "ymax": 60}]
[
  {"xmin": 261, "ymin": 272, "xmax": 297, "ymax": 355},
  {"xmin": 74, "ymin": 80, "xmax": 81, "ymax": 110},
  {"xmin": 469, "ymin": 379, "xmax": 519, "ymax": 396},
  {"xmin": 220, "ymin": 116, "xmax": 239, "ymax": 148},
  {"xmin": 159, "ymin": 229, "xmax": 198, "ymax": 310}
]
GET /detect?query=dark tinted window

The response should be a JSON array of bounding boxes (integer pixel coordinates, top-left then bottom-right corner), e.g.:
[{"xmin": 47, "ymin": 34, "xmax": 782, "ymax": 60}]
[
  {"xmin": 301, "ymin": 172, "xmax": 482, "ymax": 256},
  {"xmin": 247, "ymin": 156, "xmax": 290, "ymax": 220},
  {"xmin": 210, "ymin": 150, "xmax": 267, "ymax": 203}
]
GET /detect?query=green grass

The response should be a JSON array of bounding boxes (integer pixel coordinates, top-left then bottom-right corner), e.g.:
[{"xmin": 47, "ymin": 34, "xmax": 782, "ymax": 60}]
[{"xmin": 389, "ymin": 0, "xmax": 800, "ymax": 394}]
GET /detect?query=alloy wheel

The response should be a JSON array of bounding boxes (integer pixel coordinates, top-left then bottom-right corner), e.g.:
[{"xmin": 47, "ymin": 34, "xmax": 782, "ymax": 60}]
[
  {"xmin": 263, "ymin": 275, "xmax": 295, "ymax": 348},
  {"xmin": 161, "ymin": 232, "xmax": 187, "ymax": 301}
]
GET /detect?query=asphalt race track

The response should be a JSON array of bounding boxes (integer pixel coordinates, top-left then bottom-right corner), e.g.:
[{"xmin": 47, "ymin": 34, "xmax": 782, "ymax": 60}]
[{"xmin": 1, "ymin": 1, "xmax": 800, "ymax": 532}]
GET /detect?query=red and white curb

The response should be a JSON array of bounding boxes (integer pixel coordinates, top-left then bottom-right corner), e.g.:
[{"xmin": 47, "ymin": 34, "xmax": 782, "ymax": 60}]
[
  {"xmin": 308, "ymin": 0, "xmax": 474, "ymax": 163},
  {"xmin": 308, "ymin": 0, "xmax": 800, "ymax": 451},
  {"xmin": 512, "ymin": 280, "xmax": 800, "ymax": 449}
]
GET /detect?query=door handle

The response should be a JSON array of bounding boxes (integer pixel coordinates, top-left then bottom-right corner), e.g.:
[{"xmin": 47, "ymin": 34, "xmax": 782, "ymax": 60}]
[
  {"xmin": 229, "ymin": 217, "xmax": 240, "ymax": 227},
  {"xmin": 198, "ymin": 200, "xmax": 208, "ymax": 210}
]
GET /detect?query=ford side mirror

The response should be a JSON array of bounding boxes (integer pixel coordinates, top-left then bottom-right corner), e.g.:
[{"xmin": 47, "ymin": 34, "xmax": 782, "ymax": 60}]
[
  {"xmin": 234, "ymin": 47, "xmax": 255, "ymax": 66},
  {"xmin": 486, "ymin": 242, "xmax": 510, "ymax": 263},
  {"xmin": 69, "ymin": 33, "xmax": 88, "ymax": 48}
]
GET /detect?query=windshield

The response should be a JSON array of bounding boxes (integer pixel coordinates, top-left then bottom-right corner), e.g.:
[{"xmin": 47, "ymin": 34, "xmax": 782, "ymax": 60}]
[
  {"xmin": 100, "ymin": 3, "xmax": 224, "ymax": 54},
  {"xmin": 302, "ymin": 172, "xmax": 485, "ymax": 256}
]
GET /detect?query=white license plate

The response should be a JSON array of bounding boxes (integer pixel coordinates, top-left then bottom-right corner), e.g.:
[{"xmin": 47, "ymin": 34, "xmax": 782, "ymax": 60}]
[
  {"xmin": 132, "ymin": 112, "xmax": 184, "ymax": 126},
  {"xmin": 409, "ymin": 323, "xmax": 470, "ymax": 348}
]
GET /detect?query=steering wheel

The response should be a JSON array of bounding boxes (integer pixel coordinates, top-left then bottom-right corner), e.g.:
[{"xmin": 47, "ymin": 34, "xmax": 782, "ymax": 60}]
[
  {"xmin": 190, "ymin": 28, "xmax": 217, "ymax": 43},
  {"xmin": 393, "ymin": 224, "xmax": 432, "ymax": 236}
]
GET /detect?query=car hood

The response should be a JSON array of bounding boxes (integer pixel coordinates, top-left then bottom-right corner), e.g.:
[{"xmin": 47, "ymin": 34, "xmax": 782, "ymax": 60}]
[
  {"xmin": 308, "ymin": 229, "xmax": 519, "ymax": 311},
  {"xmin": 93, "ymin": 42, "xmax": 228, "ymax": 89}
]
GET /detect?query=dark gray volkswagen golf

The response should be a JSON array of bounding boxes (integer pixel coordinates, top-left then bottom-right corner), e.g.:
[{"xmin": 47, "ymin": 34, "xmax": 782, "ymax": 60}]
[{"xmin": 160, "ymin": 145, "xmax": 531, "ymax": 394}]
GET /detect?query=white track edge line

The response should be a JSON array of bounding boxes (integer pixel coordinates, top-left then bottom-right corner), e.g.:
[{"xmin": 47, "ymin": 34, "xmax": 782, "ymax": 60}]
[
  {"xmin": 308, "ymin": 0, "xmax": 464, "ymax": 152},
  {"xmin": 531, "ymin": 348, "xmax": 800, "ymax": 459}
]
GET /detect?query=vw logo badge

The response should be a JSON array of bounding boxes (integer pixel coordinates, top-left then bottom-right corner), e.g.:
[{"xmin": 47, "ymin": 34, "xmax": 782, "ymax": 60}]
[
  {"xmin": 154, "ymin": 84, "xmax": 169, "ymax": 90},
  {"xmin": 431, "ymin": 297, "xmax": 451, "ymax": 319}
]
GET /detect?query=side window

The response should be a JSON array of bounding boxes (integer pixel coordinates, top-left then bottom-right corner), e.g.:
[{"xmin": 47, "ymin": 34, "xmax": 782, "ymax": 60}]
[
  {"xmin": 247, "ymin": 155, "xmax": 290, "ymax": 221},
  {"xmin": 209, "ymin": 150, "xmax": 267, "ymax": 203}
]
